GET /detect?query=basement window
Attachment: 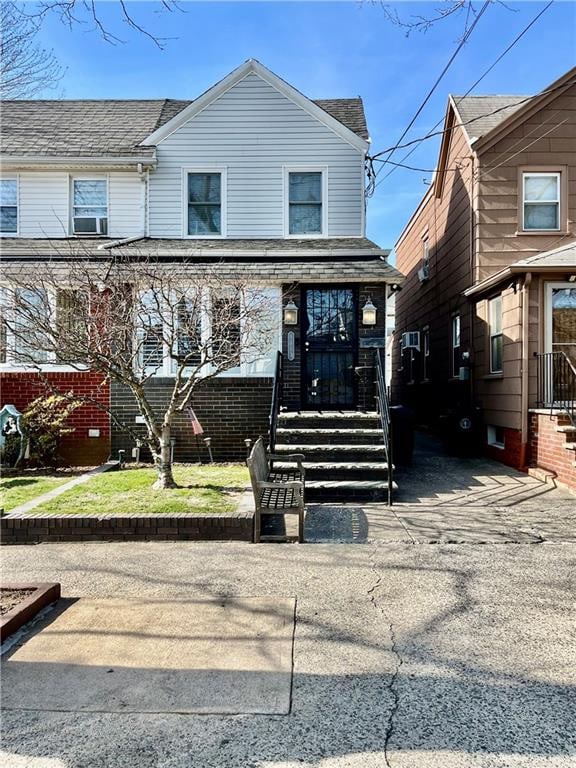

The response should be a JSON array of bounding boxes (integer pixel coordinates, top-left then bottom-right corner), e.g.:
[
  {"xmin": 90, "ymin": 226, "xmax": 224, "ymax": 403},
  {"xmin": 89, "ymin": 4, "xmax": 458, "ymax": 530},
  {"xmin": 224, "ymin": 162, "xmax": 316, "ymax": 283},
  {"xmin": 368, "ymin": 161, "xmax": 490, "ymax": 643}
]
[{"xmin": 487, "ymin": 425, "xmax": 505, "ymax": 449}]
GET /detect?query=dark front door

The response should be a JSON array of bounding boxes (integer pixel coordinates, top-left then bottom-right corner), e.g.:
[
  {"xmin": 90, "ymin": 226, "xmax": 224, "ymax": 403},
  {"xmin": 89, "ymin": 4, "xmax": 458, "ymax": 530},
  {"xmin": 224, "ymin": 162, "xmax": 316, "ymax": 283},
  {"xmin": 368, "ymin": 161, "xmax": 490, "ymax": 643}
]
[{"xmin": 303, "ymin": 287, "xmax": 357, "ymax": 408}]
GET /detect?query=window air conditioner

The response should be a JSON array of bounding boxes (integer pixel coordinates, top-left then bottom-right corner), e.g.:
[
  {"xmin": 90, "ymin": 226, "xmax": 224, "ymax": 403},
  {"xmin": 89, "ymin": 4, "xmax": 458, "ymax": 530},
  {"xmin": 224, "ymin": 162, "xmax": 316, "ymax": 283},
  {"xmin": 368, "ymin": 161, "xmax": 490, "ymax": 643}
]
[
  {"xmin": 73, "ymin": 216, "xmax": 108, "ymax": 235},
  {"xmin": 401, "ymin": 331, "xmax": 420, "ymax": 351},
  {"xmin": 417, "ymin": 262, "xmax": 430, "ymax": 282}
]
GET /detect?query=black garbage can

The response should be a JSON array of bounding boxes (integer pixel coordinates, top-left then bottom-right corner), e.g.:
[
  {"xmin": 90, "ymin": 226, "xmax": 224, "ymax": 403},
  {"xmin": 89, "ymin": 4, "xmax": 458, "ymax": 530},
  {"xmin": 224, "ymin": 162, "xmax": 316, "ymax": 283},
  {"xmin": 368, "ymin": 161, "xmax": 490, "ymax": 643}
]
[{"xmin": 390, "ymin": 405, "xmax": 415, "ymax": 466}]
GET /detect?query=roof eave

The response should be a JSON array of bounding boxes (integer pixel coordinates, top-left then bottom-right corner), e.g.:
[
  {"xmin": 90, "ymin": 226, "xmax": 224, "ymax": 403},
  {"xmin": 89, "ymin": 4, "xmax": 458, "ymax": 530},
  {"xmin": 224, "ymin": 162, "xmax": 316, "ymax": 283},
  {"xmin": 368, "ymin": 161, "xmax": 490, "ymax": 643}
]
[{"xmin": 0, "ymin": 154, "xmax": 157, "ymax": 169}]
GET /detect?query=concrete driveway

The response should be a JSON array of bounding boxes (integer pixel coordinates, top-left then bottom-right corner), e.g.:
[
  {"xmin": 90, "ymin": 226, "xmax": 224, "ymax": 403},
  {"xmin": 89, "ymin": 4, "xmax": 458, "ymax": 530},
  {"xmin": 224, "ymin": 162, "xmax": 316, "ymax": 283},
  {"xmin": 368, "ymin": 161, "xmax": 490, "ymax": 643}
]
[{"xmin": 2, "ymin": 437, "xmax": 575, "ymax": 768}]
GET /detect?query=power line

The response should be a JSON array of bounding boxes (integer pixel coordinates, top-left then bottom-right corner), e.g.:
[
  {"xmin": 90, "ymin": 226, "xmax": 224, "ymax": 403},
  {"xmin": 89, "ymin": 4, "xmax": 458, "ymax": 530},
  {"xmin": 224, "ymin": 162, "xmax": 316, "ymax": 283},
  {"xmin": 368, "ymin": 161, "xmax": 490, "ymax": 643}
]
[
  {"xmin": 377, "ymin": 0, "xmax": 490, "ymax": 174},
  {"xmin": 372, "ymin": 0, "xmax": 555, "ymax": 187}
]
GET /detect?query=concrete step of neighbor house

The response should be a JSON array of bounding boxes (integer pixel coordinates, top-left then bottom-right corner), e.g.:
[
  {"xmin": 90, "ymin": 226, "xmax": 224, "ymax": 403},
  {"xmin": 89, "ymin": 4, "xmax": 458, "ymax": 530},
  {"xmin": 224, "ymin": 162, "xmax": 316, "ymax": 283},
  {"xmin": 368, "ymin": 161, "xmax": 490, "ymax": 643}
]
[
  {"xmin": 279, "ymin": 411, "xmax": 381, "ymax": 431},
  {"xmin": 304, "ymin": 479, "xmax": 398, "ymax": 502},
  {"xmin": 272, "ymin": 460, "xmax": 391, "ymax": 481},
  {"xmin": 273, "ymin": 410, "xmax": 396, "ymax": 501},
  {"xmin": 275, "ymin": 427, "xmax": 383, "ymax": 445}
]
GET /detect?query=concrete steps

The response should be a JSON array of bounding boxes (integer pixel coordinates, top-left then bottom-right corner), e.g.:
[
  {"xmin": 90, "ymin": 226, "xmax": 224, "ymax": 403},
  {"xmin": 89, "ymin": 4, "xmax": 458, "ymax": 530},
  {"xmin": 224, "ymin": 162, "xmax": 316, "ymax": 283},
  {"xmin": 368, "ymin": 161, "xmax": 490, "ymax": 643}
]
[{"xmin": 276, "ymin": 410, "xmax": 394, "ymax": 502}]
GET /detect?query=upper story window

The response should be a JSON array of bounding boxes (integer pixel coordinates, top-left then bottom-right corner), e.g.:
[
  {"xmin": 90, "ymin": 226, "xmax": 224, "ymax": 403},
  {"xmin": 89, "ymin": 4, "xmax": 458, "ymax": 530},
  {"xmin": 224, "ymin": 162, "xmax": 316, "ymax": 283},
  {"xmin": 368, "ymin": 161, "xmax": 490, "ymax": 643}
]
[
  {"xmin": 0, "ymin": 178, "xmax": 18, "ymax": 235},
  {"xmin": 522, "ymin": 172, "xmax": 560, "ymax": 231},
  {"xmin": 451, "ymin": 313, "xmax": 460, "ymax": 378},
  {"xmin": 187, "ymin": 172, "xmax": 223, "ymax": 236},
  {"xmin": 489, "ymin": 294, "xmax": 503, "ymax": 373},
  {"xmin": 72, "ymin": 179, "xmax": 108, "ymax": 235},
  {"xmin": 287, "ymin": 170, "xmax": 324, "ymax": 236}
]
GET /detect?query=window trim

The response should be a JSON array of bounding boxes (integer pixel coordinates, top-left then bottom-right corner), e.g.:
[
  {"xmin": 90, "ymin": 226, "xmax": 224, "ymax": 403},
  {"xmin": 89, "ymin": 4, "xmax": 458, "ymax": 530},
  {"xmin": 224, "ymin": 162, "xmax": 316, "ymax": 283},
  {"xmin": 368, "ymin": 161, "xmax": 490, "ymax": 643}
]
[
  {"xmin": 451, "ymin": 312, "xmax": 460, "ymax": 379},
  {"xmin": 487, "ymin": 425, "xmax": 505, "ymax": 449},
  {"xmin": 283, "ymin": 165, "xmax": 328, "ymax": 238},
  {"xmin": 0, "ymin": 176, "xmax": 19, "ymax": 237},
  {"xmin": 488, "ymin": 294, "xmax": 503, "ymax": 374},
  {"xmin": 70, "ymin": 175, "xmax": 109, "ymax": 237},
  {"xmin": 181, "ymin": 166, "xmax": 227, "ymax": 239},
  {"xmin": 519, "ymin": 167, "xmax": 567, "ymax": 234},
  {"xmin": 422, "ymin": 325, "xmax": 430, "ymax": 381}
]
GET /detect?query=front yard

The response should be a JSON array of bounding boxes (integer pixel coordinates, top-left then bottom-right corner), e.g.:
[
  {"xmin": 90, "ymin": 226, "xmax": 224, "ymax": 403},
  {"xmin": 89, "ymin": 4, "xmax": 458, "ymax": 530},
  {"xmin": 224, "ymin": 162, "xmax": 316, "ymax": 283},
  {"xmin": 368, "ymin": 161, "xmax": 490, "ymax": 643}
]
[
  {"xmin": 0, "ymin": 470, "xmax": 86, "ymax": 512},
  {"xmin": 26, "ymin": 463, "xmax": 249, "ymax": 516}
]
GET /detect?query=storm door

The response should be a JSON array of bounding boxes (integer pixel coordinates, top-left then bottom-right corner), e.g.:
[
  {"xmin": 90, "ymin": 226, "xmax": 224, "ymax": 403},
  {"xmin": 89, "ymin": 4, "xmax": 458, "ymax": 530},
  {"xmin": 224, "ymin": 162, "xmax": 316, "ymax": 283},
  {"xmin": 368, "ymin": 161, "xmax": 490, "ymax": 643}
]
[{"xmin": 303, "ymin": 287, "xmax": 357, "ymax": 408}]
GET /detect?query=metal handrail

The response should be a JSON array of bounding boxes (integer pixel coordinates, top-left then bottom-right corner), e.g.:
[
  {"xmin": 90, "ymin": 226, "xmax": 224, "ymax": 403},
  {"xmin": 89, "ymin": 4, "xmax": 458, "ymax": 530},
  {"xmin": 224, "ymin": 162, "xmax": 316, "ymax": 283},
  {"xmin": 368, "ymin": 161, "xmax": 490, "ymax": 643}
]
[
  {"xmin": 269, "ymin": 350, "xmax": 284, "ymax": 451},
  {"xmin": 535, "ymin": 351, "xmax": 576, "ymax": 426},
  {"xmin": 375, "ymin": 348, "xmax": 393, "ymax": 506}
]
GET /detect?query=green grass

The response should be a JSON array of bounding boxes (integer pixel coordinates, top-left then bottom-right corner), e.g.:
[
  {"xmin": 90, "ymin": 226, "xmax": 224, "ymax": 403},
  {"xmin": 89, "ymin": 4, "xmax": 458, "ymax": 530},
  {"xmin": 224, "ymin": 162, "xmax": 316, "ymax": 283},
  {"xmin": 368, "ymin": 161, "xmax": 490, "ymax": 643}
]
[
  {"xmin": 33, "ymin": 463, "xmax": 249, "ymax": 516},
  {"xmin": 0, "ymin": 472, "xmax": 81, "ymax": 512}
]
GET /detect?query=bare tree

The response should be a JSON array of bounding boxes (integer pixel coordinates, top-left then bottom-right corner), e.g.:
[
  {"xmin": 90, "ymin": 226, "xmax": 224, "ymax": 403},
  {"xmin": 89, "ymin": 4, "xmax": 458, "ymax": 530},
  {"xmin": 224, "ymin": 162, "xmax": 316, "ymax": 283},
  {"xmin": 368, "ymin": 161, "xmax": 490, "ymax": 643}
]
[
  {"xmin": 26, "ymin": 0, "xmax": 182, "ymax": 50},
  {"xmin": 375, "ymin": 0, "xmax": 511, "ymax": 37},
  {"xmin": 1, "ymin": 256, "xmax": 276, "ymax": 489},
  {"xmin": 0, "ymin": 1, "xmax": 64, "ymax": 98}
]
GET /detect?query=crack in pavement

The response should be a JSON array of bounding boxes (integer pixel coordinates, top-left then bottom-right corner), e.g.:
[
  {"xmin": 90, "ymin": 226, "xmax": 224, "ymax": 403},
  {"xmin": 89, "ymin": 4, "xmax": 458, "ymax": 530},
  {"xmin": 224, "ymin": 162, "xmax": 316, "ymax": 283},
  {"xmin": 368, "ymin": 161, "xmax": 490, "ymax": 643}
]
[{"xmin": 367, "ymin": 543, "xmax": 404, "ymax": 768}]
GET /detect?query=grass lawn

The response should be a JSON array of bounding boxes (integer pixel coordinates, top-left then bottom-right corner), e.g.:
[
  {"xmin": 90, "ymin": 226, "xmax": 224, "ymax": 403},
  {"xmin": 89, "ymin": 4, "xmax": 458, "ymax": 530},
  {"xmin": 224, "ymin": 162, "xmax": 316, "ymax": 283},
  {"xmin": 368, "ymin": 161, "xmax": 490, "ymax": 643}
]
[
  {"xmin": 33, "ymin": 463, "xmax": 250, "ymax": 516},
  {"xmin": 0, "ymin": 471, "xmax": 85, "ymax": 512}
]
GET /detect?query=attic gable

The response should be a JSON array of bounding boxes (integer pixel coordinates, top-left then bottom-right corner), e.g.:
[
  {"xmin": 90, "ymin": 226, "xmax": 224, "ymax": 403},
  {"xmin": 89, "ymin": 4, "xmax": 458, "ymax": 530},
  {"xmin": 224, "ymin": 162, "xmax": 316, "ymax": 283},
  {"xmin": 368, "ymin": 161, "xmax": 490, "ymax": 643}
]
[{"xmin": 140, "ymin": 59, "xmax": 369, "ymax": 152}]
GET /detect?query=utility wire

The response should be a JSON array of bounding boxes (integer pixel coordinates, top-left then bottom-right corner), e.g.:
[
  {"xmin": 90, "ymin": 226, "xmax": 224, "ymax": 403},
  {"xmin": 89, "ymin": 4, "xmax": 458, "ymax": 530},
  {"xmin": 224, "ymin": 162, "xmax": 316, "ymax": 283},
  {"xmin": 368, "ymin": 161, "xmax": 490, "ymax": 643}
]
[
  {"xmin": 376, "ymin": 0, "xmax": 490, "ymax": 175},
  {"xmin": 372, "ymin": 0, "xmax": 555, "ymax": 187}
]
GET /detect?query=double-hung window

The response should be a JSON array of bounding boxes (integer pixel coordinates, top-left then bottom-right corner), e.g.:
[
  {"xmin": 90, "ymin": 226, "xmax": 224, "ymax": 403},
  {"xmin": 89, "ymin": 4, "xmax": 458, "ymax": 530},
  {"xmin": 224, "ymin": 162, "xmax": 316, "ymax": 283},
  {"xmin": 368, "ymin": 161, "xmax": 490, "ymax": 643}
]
[
  {"xmin": 287, "ymin": 170, "xmax": 324, "ymax": 235},
  {"xmin": 0, "ymin": 178, "xmax": 18, "ymax": 235},
  {"xmin": 187, "ymin": 172, "xmax": 223, "ymax": 236},
  {"xmin": 489, "ymin": 295, "xmax": 503, "ymax": 373},
  {"xmin": 72, "ymin": 179, "xmax": 108, "ymax": 235},
  {"xmin": 522, "ymin": 172, "xmax": 560, "ymax": 231},
  {"xmin": 451, "ymin": 313, "xmax": 460, "ymax": 378}
]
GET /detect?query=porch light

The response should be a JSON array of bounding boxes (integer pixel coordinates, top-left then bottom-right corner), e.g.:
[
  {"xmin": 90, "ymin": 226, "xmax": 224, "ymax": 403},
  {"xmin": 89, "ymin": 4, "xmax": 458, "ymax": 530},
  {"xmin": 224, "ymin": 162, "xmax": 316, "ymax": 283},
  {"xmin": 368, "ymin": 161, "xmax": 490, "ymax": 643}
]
[
  {"xmin": 284, "ymin": 300, "xmax": 299, "ymax": 326},
  {"xmin": 362, "ymin": 297, "xmax": 377, "ymax": 326}
]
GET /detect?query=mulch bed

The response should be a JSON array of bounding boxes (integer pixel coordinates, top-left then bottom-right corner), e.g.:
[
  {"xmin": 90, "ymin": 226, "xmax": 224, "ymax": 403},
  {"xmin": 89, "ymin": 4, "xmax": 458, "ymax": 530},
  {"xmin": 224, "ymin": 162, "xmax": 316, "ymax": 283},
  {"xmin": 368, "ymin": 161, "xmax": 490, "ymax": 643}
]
[
  {"xmin": 1, "ymin": 588, "xmax": 35, "ymax": 616},
  {"xmin": 0, "ymin": 583, "xmax": 61, "ymax": 643}
]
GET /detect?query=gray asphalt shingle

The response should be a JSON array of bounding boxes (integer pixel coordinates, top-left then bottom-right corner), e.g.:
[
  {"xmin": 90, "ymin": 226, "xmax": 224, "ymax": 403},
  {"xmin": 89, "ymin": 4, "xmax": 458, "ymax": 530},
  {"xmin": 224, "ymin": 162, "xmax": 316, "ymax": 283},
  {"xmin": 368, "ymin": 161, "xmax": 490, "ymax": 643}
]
[{"xmin": 452, "ymin": 95, "xmax": 527, "ymax": 142}]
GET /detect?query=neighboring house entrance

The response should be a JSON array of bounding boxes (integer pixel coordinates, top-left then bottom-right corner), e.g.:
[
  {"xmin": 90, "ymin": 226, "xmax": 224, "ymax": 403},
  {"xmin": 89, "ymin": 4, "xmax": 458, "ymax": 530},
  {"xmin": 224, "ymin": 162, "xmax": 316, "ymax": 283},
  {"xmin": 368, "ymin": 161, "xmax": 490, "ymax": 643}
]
[
  {"xmin": 546, "ymin": 283, "xmax": 576, "ymax": 365},
  {"xmin": 303, "ymin": 287, "xmax": 358, "ymax": 408}
]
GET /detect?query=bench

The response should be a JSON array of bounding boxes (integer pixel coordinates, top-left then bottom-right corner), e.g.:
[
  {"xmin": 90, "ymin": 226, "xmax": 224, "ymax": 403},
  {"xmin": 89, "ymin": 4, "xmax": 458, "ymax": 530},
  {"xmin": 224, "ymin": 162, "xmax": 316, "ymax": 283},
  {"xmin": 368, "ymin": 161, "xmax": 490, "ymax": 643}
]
[{"xmin": 246, "ymin": 436, "xmax": 306, "ymax": 543}]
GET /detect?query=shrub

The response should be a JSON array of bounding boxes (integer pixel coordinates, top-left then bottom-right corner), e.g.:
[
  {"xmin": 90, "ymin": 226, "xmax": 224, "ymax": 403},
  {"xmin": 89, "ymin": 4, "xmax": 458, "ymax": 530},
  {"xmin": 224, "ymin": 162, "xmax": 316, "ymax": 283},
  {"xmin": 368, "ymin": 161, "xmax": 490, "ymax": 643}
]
[{"xmin": 22, "ymin": 393, "xmax": 81, "ymax": 467}]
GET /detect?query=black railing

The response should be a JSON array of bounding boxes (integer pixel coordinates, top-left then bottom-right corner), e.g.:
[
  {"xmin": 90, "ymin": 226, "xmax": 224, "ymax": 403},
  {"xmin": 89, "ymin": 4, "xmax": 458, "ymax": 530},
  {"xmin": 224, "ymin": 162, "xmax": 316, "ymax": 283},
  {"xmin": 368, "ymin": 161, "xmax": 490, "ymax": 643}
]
[
  {"xmin": 375, "ymin": 348, "xmax": 394, "ymax": 506},
  {"xmin": 269, "ymin": 350, "xmax": 284, "ymax": 452},
  {"xmin": 535, "ymin": 351, "xmax": 576, "ymax": 426}
]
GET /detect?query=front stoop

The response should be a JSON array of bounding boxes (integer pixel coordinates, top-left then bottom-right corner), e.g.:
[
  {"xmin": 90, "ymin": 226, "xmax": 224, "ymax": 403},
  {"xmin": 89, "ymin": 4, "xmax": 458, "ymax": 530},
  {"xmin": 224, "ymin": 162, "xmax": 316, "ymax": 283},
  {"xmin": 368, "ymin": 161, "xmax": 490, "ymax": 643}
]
[
  {"xmin": 528, "ymin": 410, "xmax": 576, "ymax": 491},
  {"xmin": 274, "ymin": 411, "xmax": 395, "ymax": 502}
]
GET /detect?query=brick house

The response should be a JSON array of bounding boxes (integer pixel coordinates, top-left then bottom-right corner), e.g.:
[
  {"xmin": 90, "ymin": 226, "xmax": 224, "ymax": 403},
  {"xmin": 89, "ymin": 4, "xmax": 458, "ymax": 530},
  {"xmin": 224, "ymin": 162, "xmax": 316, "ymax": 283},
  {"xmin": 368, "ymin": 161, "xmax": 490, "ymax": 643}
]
[
  {"xmin": 392, "ymin": 66, "xmax": 576, "ymax": 489},
  {"xmin": 0, "ymin": 60, "xmax": 403, "ymax": 497}
]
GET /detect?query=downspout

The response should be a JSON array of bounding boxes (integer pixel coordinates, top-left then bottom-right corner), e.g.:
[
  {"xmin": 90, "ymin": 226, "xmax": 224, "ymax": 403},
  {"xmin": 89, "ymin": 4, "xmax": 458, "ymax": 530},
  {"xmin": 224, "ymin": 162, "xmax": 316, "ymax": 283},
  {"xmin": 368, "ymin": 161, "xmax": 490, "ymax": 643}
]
[
  {"xmin": 520, "ymin": 271, "xmax": 532, "ymax": 469},
  {"xmin": 468, "ymin": 153, "xmax": 476, "ymax": 408}
]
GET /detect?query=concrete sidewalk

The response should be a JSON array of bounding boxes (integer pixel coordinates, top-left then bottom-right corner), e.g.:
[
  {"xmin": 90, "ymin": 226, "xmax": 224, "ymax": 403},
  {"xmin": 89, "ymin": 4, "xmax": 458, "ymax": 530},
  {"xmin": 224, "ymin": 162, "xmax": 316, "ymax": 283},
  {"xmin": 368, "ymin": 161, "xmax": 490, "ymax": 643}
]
[{"xmin": 2, "ymin": 541, "xmax": 575, "ymax": 767}]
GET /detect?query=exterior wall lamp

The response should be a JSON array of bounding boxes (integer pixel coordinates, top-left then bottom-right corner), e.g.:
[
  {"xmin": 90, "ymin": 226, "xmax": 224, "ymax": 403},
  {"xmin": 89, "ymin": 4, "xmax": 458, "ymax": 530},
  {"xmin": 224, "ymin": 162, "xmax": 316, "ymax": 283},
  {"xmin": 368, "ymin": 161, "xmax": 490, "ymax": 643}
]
[
  {"xmin": 362, "ymin": 297, "xmax": 377, "ymax": 326},
  {"xmin": 284, "ymin": 300, "xmax": 299, "ymax": 325}
]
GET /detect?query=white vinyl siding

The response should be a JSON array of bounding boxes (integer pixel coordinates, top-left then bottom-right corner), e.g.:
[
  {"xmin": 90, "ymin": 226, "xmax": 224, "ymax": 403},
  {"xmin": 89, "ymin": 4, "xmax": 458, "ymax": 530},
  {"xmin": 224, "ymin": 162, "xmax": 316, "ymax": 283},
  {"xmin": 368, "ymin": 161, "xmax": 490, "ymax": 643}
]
[
  {"xmin": 18, "ymin": 172, "xmax": 69, "ymax": 237},
  {"xmin": 14, "ymin": 171, "xmax": 143, "ymax": 238},
  {"xmin": 148, "ymin": 73, "xmax": 364, "ymax": 238},
  {"xmin": 108, "ymin": 173, "xmax": 145, "ymax": 237}
]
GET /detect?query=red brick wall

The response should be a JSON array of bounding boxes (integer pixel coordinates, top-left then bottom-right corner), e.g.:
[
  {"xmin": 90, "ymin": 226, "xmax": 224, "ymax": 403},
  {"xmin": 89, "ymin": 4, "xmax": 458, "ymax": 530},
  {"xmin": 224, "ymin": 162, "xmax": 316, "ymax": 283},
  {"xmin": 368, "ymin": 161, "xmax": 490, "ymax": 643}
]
[
  {"xmin": 484, "ymin": 427, "xmax": 524, "ymax": 469},
  {"xmin": 529, "ymin": 412, "xmax": 576, "ymax": 490},
  {"xmin": 0, "ymin": 372, "xmax": 110, "ymax": 465}
]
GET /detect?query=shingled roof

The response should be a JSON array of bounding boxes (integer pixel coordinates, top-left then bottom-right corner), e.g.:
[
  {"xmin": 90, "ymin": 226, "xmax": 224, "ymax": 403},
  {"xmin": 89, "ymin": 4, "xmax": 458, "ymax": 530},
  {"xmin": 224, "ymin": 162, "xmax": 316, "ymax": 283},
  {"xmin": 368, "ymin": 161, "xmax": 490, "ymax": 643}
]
[
  {"xmin": 0, "ymin": 97, "xmax": 368, "ymax": 158},
  {"xmin": 452, "ymin": 95, "xmax": 527, "ymax": 143}
]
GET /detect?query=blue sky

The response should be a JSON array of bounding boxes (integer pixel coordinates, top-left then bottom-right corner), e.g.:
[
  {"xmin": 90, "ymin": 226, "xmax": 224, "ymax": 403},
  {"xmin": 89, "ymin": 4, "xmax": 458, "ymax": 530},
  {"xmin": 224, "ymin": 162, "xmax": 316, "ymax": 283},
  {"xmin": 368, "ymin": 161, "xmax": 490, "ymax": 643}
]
[{"xmin": 31, "ymin": 1, "xmax": 576, "ymax": 248}]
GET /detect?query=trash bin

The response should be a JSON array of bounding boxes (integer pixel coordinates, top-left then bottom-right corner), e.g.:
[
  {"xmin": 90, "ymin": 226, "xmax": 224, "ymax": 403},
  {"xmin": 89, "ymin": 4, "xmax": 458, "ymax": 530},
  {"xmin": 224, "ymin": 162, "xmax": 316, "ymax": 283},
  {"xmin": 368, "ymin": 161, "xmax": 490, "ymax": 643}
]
[
  {"xmin": 440, "ymin": 406, "xmax": 483, "ymax": 456},
  {"xmin": 390, "ymin": 405, "xmax": 415, "ymax": 466}
]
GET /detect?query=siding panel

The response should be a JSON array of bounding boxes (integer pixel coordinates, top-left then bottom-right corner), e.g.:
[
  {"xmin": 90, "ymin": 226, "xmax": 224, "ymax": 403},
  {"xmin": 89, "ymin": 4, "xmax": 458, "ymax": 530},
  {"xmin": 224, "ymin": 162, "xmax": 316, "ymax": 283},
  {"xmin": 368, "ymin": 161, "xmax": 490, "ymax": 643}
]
[{"xmin": 148, "ymin": 73, "xmax": 364, "ymax": 238}]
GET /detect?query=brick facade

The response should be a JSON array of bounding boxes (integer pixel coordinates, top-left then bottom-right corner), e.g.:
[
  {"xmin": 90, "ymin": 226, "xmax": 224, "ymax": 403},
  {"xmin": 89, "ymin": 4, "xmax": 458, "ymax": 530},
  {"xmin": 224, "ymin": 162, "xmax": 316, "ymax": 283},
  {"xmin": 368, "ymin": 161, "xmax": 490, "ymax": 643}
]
[
  {"xmin": 0, "ymin": 372, "xmax": 110, "ymax": 465},
  {"xmin": 529, "ymin": 412, "xmax": 576, "ymax": 489},
  {"xmin": 484, "ymin": 426, "xmax": 523, "ymax": 469},
  {"xmin": 111, "ymin": 377, "xmax": 273, "ymax": 462}
]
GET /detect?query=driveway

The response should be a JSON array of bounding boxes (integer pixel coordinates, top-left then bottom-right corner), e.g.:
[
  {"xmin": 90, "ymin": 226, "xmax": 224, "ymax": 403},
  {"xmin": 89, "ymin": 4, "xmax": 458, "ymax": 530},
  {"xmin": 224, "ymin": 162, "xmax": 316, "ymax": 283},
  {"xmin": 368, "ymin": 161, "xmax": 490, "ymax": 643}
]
[{"xmin": 2, "ymin": 437, "xmax": 575, "ymax": 768}]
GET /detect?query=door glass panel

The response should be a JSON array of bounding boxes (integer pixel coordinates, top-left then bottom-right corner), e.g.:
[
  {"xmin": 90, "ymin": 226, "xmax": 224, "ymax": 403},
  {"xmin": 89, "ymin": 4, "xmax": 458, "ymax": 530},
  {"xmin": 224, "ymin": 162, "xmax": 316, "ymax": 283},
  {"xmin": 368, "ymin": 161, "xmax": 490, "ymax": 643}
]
[
  {"xmin": 306, "ymin": 289, "xmax": 355, "ymax": 345},
  {"xmin": 552, "ymin": 287, "xmax": 576, "ymax": 365}
]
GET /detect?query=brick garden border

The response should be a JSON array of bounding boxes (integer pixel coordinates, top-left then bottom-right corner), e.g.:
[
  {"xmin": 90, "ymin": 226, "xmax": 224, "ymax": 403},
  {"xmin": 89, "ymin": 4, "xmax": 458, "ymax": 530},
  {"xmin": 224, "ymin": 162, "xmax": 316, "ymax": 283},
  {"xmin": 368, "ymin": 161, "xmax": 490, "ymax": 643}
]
[
  {"xmin": 0, "ymin": 508, "xmax": 254, "ymax": 544},
  {"xmin": 0, "ymin": 583, "xmax": 61, "ymax": 642}
]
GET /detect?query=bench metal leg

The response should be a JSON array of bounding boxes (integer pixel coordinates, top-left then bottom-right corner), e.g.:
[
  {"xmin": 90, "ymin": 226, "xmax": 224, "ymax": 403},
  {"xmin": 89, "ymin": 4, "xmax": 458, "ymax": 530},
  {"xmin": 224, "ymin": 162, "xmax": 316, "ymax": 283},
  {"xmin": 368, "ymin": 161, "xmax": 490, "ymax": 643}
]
[
  {"xmin": 298, "ymin": 508, "xmax": 304, "ymax": 543},
  {"xmin": 254, "ymin": 510, "xmax": 261, "ymax": 543}
]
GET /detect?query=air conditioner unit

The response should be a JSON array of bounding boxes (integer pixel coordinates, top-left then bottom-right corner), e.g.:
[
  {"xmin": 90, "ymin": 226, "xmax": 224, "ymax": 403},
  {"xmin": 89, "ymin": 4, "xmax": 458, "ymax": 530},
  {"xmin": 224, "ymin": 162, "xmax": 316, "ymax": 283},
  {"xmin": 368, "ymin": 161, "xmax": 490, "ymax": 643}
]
[
  {"xmin": 401, "ymin": 331, "xmax": 420, "ymax": 351},
  {"xmin": 73, "ymin": 216, "xmax": 108, "ymax": 235},
  {"xmin": 417, "ymin": 262, "xmax": 430, "ymax": 282}
]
